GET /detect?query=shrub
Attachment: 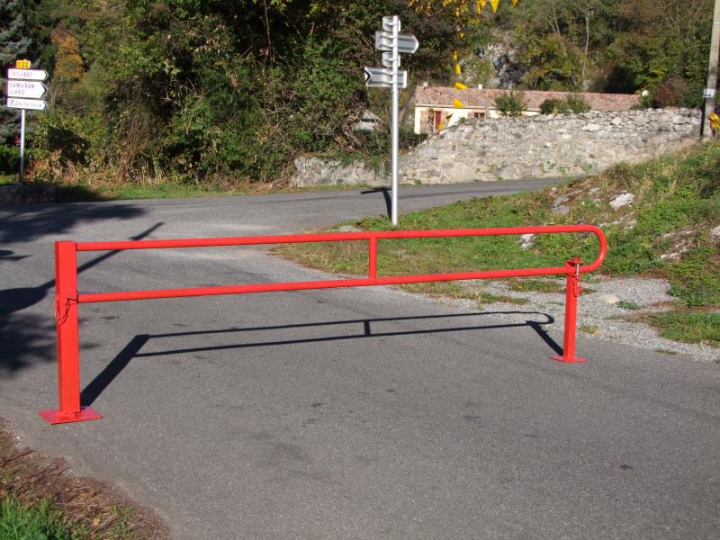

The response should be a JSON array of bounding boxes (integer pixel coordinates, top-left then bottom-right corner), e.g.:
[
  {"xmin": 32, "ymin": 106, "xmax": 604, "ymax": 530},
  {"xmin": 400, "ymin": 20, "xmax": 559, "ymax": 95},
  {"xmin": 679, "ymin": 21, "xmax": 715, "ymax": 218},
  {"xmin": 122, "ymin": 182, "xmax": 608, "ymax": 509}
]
[
  {"xmin": 566, "ymin": 94, "xmax": 591, "ymax": 113},
  {"xmin": 539, "ymin": 99, "xmax": 569, "ymax": 115},
  {"xmin": 655, "ymin": 77, "xmax": 688, "ymax": 108},
  {"xmin": 0, "ymin": 146, "xmax": 19, "ymax": 174},
  {"xmin": 495, "ymin": 90, "xmax": 527, "ymax": 117}
]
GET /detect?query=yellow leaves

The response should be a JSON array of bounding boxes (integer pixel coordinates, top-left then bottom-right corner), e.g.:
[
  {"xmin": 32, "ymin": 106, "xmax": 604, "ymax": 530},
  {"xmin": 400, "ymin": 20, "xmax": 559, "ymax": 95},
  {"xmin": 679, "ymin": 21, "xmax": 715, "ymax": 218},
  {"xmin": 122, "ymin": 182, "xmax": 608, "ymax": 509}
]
[
  {"xmin": 51, "ymin": 28, "xmax": 84, "ymax": 83},
  {"xmin": 454, "ymin": 81, "xmax": 469, "ymax": 89},
  {"xmin": 452, "ymin": 97, "xmax": 466, "ymax": 107},
  {"xmin": 409, "ymin": 0, "xmax": 518, "ymax": 17}
]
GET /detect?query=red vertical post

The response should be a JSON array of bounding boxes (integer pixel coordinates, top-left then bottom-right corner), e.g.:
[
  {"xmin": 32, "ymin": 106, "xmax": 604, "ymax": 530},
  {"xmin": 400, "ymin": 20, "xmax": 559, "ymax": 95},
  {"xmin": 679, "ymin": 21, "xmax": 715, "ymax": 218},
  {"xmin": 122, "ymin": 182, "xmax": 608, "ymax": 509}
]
[
  {"xmin": 368, "ymin": 236, "xmax": 378, "ymax": 282},
  {"xmin": 38, "ymin": 242, "xmax": 102, "ymax": 424},
  {"xmin": 551, "ymin": 258, "xmax": 588, "ymax": 363}
]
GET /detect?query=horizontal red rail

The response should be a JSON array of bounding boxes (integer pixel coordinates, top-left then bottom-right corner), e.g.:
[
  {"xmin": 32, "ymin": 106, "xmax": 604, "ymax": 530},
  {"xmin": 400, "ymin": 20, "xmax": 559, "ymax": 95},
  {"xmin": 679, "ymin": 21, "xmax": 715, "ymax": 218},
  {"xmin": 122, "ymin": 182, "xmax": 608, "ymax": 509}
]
[{"xmin": 77, "ymin": 225, "xmax": 606, "ymax": 304}]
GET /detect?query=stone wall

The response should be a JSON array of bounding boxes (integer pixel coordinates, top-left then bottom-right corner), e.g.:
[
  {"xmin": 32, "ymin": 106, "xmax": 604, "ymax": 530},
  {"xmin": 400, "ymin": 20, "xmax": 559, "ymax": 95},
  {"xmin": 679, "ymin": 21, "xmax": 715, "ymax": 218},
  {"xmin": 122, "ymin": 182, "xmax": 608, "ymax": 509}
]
[{"xmin": 291, "ymin": 108, "xmax": 700, "ymax": 187}]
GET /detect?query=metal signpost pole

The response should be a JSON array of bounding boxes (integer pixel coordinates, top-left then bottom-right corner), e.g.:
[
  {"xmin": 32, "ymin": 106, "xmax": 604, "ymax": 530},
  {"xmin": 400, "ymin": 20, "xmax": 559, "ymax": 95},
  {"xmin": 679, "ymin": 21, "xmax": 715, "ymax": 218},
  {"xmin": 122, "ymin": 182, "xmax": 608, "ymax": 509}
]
[
  {"xmin": 19, "ymin": 109, "xmax": 26, "ymax": 183},
  {"xmin": 390, "ymin": 15, "xmax": 400, "ymax": 227}
]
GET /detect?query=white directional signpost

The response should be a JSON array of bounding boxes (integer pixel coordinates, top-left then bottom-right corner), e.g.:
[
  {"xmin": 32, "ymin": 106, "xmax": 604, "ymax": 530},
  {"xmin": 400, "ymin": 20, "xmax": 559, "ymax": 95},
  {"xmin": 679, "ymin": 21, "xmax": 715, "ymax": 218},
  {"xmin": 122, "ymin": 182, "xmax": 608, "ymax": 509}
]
[
  {"xmin": 5, "ymin": 62, "xmax": 49, "ymax": 182},
  {"xmin": 364, "ymin": 67, "xmax": 407, "ymax": 89},
  {"xmin": 365, "ymin": 16, "xmax": 419, "ymax": 226},
  {"xmin": 8, "ymin": 80, "xmax": 48, "ymax": 99}
]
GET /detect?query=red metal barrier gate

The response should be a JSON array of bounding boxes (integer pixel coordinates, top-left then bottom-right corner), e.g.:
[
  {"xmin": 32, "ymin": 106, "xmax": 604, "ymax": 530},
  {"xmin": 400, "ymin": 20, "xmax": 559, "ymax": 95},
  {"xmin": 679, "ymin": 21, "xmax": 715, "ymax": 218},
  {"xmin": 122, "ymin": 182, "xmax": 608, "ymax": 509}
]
[{"xmin": 39, "ymin": 225, "xmax": 606, "ymax": 424}]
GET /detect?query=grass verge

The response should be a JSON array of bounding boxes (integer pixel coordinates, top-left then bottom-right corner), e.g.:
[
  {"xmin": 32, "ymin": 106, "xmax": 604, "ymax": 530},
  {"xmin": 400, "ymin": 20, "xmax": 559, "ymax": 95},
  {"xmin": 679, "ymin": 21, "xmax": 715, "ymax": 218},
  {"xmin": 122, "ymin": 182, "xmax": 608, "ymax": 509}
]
[
  {"xmin": 1, "ymin": 496, "xmax": 77, "ymax": 540},
  {"xmin": 647, "ymin": 311, "xmax": 720, "ymax": 347},
  {"xmin": 0, "ymin": 419, "xmax": 168, "ymax": 539}
]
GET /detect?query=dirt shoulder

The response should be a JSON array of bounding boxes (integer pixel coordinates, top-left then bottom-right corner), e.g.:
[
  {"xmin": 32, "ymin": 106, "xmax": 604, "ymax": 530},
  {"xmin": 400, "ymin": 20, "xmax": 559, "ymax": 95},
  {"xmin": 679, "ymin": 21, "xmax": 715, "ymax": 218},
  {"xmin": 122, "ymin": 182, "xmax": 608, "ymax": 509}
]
[{"xmin": 0, "ymin": 417, "xmax": 170, "ymax": 539}]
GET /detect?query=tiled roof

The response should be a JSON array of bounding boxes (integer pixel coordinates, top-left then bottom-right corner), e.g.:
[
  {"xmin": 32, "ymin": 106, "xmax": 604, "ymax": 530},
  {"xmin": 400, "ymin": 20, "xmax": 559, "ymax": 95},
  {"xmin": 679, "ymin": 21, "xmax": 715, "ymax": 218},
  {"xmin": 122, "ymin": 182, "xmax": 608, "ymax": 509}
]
[{"xmin": 415, "ymin": 87, "xmax": 640, "ymax": 111}]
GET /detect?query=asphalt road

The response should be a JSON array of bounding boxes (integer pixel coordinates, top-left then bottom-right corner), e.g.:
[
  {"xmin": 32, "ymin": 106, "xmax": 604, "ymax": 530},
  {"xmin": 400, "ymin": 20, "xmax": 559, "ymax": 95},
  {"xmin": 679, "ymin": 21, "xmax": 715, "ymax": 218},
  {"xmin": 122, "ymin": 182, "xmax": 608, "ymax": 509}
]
[{"xmin": 1, "ymin": 180, "xmax": 719, "ymax": 539}]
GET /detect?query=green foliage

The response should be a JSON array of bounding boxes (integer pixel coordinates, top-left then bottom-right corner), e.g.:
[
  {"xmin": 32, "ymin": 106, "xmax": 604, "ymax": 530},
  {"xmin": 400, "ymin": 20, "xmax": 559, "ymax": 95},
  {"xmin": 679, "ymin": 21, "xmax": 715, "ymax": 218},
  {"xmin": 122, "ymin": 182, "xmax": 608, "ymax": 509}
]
[
  {"xmin": 26, "ymin": 0, "xmax": 455, "ymax": 185},
  {"xmin": 604, "ymin": 0, "xmax": 712, "ymax": 94},
  {"xmin": 0, "ymin": 496, "xmax": 79, "ymax": 540},
  {"xmin": 495, "ymin": 90, "xmax": 527, "ymax": 116},
  {"xmin": 0, "ymin": 0, "xmax": 31, "ymax": 143},
  {"xmin": 538, "ymin": 94, "xmax": 588, "ymax": 116},
  {"xmin": 0, "ymin": 146, "xmax": 19, "ymax": 174},
  {"xmin": 649, "ymin": 311, "xmax": 720, "ymax": 347},
  {"xmin": 565, "ymin": 93, "xmax": 590, "ymax": 113},
  {"xmin": 539, "ymin": 99, "xmax": 569, "ymax": 115},
  {"xmin": 668, "ymin": 247, "xmax": 720, "ymax": 307},
  {"xmin": 654, "ymin": 77, "xmax": 703, "ymax": 108}
]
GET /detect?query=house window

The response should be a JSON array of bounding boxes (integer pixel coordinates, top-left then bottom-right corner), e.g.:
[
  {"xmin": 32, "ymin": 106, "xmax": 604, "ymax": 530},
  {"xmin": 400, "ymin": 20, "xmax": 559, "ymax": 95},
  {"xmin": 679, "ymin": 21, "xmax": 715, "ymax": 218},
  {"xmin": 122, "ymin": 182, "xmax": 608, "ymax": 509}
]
[{"xmin": 471, "ymin": 111, "xmax": 485, "ymax": 120}]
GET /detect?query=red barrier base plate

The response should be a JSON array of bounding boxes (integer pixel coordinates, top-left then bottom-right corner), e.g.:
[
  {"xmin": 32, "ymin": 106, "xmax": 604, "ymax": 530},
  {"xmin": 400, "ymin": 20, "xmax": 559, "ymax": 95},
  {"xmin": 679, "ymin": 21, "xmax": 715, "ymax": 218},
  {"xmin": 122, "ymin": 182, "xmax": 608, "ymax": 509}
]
[
  {"xmin": 38, "ymin": 407, "xmax": 103, "ymax": 425},
  {"xmin": 551, "ymin": 355, "xmax": 588, "ymax": 363}
]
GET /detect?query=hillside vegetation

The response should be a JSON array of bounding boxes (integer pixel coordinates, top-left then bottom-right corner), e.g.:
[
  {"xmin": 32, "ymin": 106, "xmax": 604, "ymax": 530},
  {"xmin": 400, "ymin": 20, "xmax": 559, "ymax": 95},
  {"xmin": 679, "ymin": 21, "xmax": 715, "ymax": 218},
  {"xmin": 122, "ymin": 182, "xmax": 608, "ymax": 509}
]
[
  {"xmin": 1, "ymin": 0, "xmax": 714, "ymax": 188},
  {"xmin": 280, "ymin": 141, "xmax": 720, "ymax": 347}
]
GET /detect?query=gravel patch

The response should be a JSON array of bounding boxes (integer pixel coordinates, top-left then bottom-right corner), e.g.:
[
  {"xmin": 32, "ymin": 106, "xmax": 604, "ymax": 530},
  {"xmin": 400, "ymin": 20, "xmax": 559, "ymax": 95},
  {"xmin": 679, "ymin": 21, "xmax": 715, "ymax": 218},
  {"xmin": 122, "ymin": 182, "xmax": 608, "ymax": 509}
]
[{"xmin": 409, "ymin": 276, "xmax": 719, "ymax": 362}]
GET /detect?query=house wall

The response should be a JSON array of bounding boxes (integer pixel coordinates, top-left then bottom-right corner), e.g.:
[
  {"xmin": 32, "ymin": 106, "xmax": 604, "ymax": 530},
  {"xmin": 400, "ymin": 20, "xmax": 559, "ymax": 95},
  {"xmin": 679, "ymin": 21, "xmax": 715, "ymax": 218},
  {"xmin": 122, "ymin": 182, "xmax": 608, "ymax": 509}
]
[{"xmin": 414, "ymin": 106, "xmax": 538, "ymax": 134}]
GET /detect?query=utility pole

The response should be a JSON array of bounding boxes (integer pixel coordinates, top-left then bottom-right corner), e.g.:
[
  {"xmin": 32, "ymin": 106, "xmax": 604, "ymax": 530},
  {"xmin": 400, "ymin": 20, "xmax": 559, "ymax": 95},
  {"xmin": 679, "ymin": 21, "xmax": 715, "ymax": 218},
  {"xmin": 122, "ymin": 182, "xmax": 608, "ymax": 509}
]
[{"xmin": 703, "ymin": 0, "xmax": 720, "ymax": 138}]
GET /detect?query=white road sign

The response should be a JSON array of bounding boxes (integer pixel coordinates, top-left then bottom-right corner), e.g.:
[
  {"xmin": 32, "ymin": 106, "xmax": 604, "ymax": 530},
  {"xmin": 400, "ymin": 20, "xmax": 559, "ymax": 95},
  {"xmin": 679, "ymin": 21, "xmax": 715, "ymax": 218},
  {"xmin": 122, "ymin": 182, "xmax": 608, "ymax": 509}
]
[
  {"xmin": 364, "ymin": 67, "xmax": 407, "ymax": 89},
  {"xmin": 6, "ymin": 97, "xmax": 47, "ymax": 110},
  {"xmin": 7, "ymin": 68, "xmax": 49, "ymax": 81},
  {"xmin": 375, "ymin": 31, "xmax": 419, "ymax": 54},
  {"xmin": 7, "ymin": 80, "xmax": 47, "ymax": 99}
]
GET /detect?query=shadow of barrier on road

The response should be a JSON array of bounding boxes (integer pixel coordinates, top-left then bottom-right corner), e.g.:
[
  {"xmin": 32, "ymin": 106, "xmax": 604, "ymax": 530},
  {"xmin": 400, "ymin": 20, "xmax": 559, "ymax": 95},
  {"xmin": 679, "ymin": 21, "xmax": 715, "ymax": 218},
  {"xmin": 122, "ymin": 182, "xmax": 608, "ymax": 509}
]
[
  {"xmin": 79, "ymin": 311, "xmax": 559, "ymax": 408},
  {"xmin": 38, "ymin": 225, "xmax": 607, "ymax": 424},
  {"xmin": 0, "ymin": 224, "xmax": 163, "ymax": 376}
]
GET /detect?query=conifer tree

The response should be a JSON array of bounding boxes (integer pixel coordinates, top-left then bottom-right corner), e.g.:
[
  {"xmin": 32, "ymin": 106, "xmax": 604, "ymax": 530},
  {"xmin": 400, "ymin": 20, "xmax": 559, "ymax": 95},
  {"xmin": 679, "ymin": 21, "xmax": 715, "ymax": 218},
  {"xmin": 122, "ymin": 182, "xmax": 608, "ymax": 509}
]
[{"xmin": 1, "ymin": 0, "xmax": 31, "ymax": 143}]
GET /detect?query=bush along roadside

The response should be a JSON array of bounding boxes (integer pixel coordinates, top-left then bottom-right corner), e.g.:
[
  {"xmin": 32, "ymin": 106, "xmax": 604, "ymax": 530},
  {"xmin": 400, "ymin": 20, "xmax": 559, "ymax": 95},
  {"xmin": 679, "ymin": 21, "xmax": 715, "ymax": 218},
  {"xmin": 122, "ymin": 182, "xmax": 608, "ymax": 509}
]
[{"xmin": 278, "ymin": 141, "xmax": 720, "ymax": 350}]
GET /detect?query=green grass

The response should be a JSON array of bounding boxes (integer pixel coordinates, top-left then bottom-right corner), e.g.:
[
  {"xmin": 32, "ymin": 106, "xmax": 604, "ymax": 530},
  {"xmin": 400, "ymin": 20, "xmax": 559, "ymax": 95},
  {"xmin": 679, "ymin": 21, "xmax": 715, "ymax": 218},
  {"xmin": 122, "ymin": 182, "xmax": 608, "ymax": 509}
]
[
  {"xmin": 648, "ymin": 311, "xmax": 720, "ymax": 348},
  {"xmin": 5, "ymin": 176, "xmax": 378, "ymax": 203},
  {"xmin": 579, "ymin": 324, "xmax": 600, "ymax": 335},
  {"xmin": 476, "ymin": 291, "xmax": 530, "ymax": 306},
  {"xmin": 505, "ymin": 278, "xmax": 565, "ymax": 294},
  {"xmin": 0, "ymin": 497, "xmax": 80, "ymax": 540}
]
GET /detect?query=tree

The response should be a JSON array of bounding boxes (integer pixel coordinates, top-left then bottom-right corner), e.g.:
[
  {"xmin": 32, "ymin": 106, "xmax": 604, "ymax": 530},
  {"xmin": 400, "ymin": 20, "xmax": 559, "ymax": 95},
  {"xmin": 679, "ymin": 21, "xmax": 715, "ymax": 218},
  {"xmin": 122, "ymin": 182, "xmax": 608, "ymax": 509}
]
[
  {"xmin": 509, "ymin": 0, "xmax": 617, "ymax": 90},
  {"xmin": 0, "ymin": 0, "xmax": 31, "ymax": 144},
  {"xmin": 606, "ymin": 0, "xmax": 712, "ymax": 95}
]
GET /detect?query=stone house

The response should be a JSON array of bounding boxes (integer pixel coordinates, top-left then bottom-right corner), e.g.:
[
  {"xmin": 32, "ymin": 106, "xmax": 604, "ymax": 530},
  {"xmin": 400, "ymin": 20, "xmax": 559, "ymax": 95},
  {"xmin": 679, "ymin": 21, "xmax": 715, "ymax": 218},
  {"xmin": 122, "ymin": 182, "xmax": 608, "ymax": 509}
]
[{"xmin": 414, "ymin": 87, "xmax": 641, "ymax": 134}]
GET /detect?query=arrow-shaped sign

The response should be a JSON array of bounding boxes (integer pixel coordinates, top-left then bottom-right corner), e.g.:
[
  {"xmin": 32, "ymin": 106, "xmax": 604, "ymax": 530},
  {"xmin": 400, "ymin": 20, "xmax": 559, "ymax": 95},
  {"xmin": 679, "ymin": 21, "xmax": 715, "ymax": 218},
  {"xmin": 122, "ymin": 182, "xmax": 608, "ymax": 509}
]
[
  {"xmin": 364, "ymin": 67, "xmax": 407, "ymax": 89},
  {"xmin": 7, "ymin": 80, "xmax": 47, "ymax": 99},
  {"xmin": 6, "ymin": 97, "xmax": 47, "ymax": 110},
  {"xmin": 7, "ymin": 68, "xmax": 49, "ymax": 81},
  {"xmin": 375, "ymin": 31, "xmax": 419, "ymax": 54}
]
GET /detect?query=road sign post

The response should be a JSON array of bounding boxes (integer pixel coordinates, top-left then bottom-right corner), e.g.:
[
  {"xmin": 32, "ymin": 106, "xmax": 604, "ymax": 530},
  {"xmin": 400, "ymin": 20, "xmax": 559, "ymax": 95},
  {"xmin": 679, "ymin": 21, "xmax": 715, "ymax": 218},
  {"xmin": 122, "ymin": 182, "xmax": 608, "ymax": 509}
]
[
  {"xmin": 5, "ymin": 62, "xmax": 48, "ymax": 182},
  {"xmin": 390, "ymin": 16, "xmax": 400, "ymax": 228},
  {"xmin": 365, "ymin": 16, "xmax": 418, "ymax": 227}
]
